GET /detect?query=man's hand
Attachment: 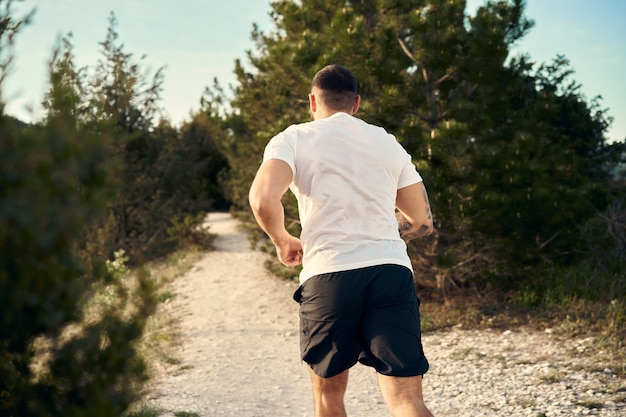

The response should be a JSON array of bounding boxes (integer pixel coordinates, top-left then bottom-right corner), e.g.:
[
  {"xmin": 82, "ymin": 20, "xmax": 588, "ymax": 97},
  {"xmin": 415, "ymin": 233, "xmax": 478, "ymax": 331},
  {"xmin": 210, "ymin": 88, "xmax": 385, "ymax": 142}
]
[
  {"xmin": 249, "ymin": 159, "xmax": 302, "ymax": 266},
  {"xmin": 274, "ymin": 234, "xmax": 303, "ymax": 267}
]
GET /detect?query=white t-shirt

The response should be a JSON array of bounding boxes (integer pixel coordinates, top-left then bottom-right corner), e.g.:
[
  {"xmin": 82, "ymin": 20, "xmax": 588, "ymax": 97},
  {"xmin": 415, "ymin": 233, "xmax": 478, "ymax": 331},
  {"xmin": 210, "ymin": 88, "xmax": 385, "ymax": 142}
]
[{"xmin": 263, "ymin": 112, "xmax": 423, "ymax": 284}]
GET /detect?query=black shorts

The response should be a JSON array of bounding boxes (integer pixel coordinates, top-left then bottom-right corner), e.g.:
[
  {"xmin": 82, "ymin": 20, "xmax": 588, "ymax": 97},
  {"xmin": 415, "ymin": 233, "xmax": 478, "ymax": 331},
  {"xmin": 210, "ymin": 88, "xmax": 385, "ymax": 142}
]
[{"xmin": 293, "ymin": 264, "xmax": 429, "ymax": 378}]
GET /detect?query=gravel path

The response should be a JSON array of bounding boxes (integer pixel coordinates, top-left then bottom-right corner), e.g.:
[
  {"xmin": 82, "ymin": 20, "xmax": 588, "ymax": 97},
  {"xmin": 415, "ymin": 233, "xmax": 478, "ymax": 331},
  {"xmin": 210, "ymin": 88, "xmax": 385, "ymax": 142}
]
[{"xmin": 143, "ymin": 212, "xmax": 625, "ymax": 416}]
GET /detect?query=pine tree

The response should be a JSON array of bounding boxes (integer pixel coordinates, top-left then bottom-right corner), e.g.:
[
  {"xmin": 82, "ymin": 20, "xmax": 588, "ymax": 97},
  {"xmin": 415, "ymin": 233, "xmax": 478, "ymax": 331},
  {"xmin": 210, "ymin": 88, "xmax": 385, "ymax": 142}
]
[
  {"xmin": 44, "ymin": 13, "xmax": 229, "ymax": 261},
  {"xmin": 211, "ymin": 0, "xmax": 623, "ymax": 295}
]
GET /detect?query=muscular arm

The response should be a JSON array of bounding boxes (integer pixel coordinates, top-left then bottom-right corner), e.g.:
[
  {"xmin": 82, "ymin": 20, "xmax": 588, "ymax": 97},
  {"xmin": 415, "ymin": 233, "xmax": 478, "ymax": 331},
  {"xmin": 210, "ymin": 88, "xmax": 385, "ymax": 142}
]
[
  {"xmin": 395, "ymin": 182, "xmax": 434, "ymax": 241},
  {"xmin": 248, "ymin": 159, "xmax": 302, "ymax": 267}
]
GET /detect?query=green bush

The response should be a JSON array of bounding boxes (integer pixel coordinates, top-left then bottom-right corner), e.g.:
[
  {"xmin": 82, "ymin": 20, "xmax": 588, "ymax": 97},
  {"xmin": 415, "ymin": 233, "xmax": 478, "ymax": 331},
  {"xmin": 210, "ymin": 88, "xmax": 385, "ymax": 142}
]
[
  {"xmin": 41, "ymin": 14, "xmax": 230, "ymax": 263},
  {"xmin": 0, "ymin": 110, "xmax": 156, "ymax": 416}
]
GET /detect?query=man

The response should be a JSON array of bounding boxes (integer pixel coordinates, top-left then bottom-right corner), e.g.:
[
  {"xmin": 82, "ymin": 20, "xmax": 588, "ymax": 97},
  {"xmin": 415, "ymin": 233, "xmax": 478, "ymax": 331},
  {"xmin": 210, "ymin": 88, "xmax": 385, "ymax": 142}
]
[{"xmin": 249, "ymin": 64, "xmax": 434, "ymax": 417}]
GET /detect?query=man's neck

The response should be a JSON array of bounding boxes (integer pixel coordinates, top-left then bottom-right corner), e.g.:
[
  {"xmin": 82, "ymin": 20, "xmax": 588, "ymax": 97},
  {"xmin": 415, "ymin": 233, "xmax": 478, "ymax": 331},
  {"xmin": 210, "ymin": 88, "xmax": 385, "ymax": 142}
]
[{"xmin": 313, "ymin": 109, "xmax": 350, "ymax": 120}]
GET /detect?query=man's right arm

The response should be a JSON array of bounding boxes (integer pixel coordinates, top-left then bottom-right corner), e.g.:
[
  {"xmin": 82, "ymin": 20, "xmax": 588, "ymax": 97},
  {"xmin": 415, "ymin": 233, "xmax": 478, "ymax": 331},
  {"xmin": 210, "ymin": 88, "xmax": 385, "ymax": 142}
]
[
  {"xmin": 249, "ymin": 159, "xmax": 302, "ymax": 267},
  {"xmin": 395, "ymin": 182, "xmax": 434, "ymax": 241}
]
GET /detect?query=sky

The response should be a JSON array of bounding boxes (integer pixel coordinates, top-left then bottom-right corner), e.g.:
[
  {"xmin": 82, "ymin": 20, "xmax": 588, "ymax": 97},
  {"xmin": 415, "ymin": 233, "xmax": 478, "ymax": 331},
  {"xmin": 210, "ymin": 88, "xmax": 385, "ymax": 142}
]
[{"xmin": 3, "ymin": 0, "xmax": 625, "ymax": 143}]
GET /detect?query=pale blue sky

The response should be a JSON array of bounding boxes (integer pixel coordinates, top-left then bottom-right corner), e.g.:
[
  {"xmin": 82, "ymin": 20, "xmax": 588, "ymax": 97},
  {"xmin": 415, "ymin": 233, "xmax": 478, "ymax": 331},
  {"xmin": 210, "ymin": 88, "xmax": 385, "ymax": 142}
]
[{"xmin": 4, "ymin": 0, "xmax": 625, "ymax": 142}]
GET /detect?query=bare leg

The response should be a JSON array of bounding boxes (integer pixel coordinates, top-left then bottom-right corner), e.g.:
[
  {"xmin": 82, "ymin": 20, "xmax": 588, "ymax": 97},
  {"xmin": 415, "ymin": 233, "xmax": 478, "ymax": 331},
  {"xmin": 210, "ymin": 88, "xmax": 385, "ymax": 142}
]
[
  {"xmin": 308, "ymin": 367, "xmax": 349, "ymax": 417},
  {"xmin": 377, "ymin": 374, "xmax": 434, "ymax": 417}
]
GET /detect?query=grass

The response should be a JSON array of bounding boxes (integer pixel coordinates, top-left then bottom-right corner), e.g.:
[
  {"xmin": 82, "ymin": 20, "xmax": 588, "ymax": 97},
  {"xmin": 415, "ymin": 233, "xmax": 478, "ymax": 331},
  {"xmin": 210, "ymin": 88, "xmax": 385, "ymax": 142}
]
[
  {"xmin": 512, "ymin": 396, "xmax": 536, "ymax": 409},
  {"xmin": 125, "ymin": 247, "xmax": 207, "ymax": 414},
  {"xmin": 125, "ymin": 405, "xmax": 201, "ymax": 417},
  {"xmin": 124, "ymin": 406, "xmax": 200, "ymax": 417},
  {"xmin": 124, "ymin": 407, "xmax": 161, "ymax": 417},
  {"xmin": 157, "ymin": 290, "xmax": 176, "ymax": 302},
  {"xmin": 449, "ymin": 347, "xmax": 475, "ymax": 360},
  {"xmin": 537, "ymin": 369, "xmax": 566, "ymax": 383},
  {"xmin": 137, "ymin": 249, "xmax": 203, "ymax": 357},
  {"xmin": 493, "ymin": 354, "xmax": 507, "ymax": 365},
  {"xmin": 575, "ymin": 400, "xmax": 604, "ymax": 409},
  {"xmin": 419, "ymin": 290, "xmax": 626, "ymax": 378}
]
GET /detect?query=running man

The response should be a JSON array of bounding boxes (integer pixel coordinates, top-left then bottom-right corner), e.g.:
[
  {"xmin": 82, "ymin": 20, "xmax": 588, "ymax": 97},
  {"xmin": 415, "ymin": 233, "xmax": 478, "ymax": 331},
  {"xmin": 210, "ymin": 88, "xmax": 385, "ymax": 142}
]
[{"xmin": 249, "ymin": 64, "xmax": 435, "ymax": 417}]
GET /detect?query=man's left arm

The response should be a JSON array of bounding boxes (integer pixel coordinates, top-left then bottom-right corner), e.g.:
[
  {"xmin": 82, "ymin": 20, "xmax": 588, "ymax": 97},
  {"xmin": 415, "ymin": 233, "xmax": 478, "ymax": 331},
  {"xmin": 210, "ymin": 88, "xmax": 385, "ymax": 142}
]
[
  {"xmin": 396, "ymin": 182, "xmax": 434, "ymax": 241},
  {"xmin": 249, "ymin": 159, "xmax": 302, "ymax": 267}
]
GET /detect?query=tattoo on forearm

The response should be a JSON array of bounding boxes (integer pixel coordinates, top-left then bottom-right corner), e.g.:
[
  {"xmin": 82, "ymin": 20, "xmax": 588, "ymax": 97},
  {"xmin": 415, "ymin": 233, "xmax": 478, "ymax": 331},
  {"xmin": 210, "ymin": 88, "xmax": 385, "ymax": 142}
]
[
  {"xmin": 396, "ymin": 192, "xmax": 433, "ymax": 241},
  {"xmin": 396, "ymin": 212, "xmax": 413, "ymax": 234},
  {"xmin": 400, "ymin": 224, "xmax": 431, "ymax": 240},
  {"xmin": 396, "ymin": 212, "xmax": 430, "ymax": 241},
  {"xmin": 422, "ymin": 187, "xmax": 433, "ymax": 221}
]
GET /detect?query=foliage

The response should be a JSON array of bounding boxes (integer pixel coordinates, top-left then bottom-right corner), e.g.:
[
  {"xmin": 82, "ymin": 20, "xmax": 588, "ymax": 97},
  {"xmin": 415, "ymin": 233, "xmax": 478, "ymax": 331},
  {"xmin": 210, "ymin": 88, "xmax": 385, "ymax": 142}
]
[
  {"xmin": 211, "ymin": 0, "xmax": 625, "ymax": 303},
  {"xmin": 0, "ymin": 87, "xmax": 156, "ymax": 417},
  {"xmin": 513, "ymin": 194, "xmax": 625, "ymax": 315},
  {"xmin": 0, "ymin": 4, "xmax": 228, "ymax": 415},
  {"xmin": 167, "ymin": 213, "xmax": 217, "ymax": 251},
  {"xmin": 124, "ymin": 407, "xmax": 161, "ymax": 417},
  {"xmin": 0, "ymin": 0, "xmax": 33, "ymax": 100},
  {"xmin": 43, "ymin": 13, "xmax": 229, "ymax": 262}
]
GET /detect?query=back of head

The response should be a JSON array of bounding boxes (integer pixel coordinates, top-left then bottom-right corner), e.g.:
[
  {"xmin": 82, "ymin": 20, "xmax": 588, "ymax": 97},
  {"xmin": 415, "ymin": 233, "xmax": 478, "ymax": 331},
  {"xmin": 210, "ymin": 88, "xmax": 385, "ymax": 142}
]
[{"xmin": 311, "ymin": 65, "xmax": 358, "ymax": 112}]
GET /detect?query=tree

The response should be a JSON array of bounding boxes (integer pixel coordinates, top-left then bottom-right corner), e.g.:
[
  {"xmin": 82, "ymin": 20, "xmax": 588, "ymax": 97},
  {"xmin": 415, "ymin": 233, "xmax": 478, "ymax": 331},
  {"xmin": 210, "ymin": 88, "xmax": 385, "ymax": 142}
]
[
  {"xmin": 0, "ymin": 4, "xmax": 228, "ymax": 414},
  {"xmin": 1, "ymin": 9, "xmax": 156, "ymax": 412},
  {"xmin": 0, "ymin": 0, "xmax": 33, "ymax": 109},
  {"xmin": 214, "ymin": 0, "xmax": 623, "ymax": 297},
  {"xmin": 44, "ymin": 14, "xmax": 229, "ymax": 262}
]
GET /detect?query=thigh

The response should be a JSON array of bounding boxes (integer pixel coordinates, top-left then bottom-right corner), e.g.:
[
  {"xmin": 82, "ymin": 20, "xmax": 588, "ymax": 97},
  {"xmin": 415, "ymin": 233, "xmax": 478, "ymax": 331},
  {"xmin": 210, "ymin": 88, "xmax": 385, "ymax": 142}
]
[
  {"xmin": 294, "ymin": 271, "xmax": 365, "ymax": 378},
  {"xmin": 360, "ymin": 265, "xmax": 429, "ymax": 376}
]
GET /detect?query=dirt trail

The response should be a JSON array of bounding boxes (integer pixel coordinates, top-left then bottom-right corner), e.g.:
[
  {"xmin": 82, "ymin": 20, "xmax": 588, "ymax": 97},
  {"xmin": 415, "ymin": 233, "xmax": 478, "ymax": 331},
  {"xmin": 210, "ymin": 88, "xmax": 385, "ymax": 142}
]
[
  {"xmin": 144, "ymin": 212, "xmax": 624, "ymax": 417},
  {"xmin": 145, "ymin": 212, "xmax": 386, "ymax": 416}
]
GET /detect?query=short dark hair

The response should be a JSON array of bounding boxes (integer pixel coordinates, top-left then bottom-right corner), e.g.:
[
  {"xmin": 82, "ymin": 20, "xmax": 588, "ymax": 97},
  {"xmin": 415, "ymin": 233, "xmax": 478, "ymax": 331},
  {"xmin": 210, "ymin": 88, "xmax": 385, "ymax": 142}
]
[{"xmin": 311, "ymin": 65, "xmax": 358, "ymax": 111}]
